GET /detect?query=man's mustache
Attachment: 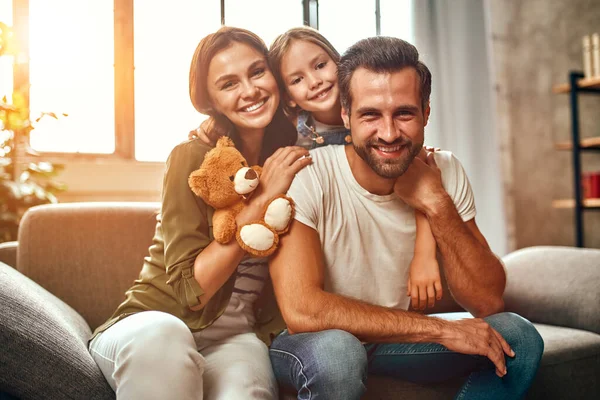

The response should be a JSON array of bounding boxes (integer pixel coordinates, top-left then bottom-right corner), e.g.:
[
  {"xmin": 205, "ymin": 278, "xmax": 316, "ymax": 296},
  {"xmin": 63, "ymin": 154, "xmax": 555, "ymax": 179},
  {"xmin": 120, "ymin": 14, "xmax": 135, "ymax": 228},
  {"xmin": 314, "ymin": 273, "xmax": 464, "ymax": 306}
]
[{"xmin": 366, "ymin": 137, "xmax": 413, "ymax": 147}]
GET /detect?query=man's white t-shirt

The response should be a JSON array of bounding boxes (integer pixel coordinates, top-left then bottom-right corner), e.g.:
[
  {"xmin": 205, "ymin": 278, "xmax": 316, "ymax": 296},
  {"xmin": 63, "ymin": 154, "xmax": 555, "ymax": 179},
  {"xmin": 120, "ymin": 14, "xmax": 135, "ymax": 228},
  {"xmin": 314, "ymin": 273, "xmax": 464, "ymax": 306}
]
[{"xmin": 287, "ymin": 145, "xmax": 477, "ymax": 310}]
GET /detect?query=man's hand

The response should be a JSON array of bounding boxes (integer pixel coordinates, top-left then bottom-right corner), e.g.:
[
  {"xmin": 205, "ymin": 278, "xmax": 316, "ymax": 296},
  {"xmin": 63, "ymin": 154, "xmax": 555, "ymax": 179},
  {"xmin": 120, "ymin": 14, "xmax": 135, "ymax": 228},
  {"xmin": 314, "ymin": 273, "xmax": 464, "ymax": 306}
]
[
  {"xmin": 440, "ymin": 318, "xmax": 515, "ymax": 378},
  {"xmin": 394, "ymin": 151, "xmax": 447, "ymax": 214},
  {"xmin": 407, "ymin": 255, "xmax": 443, "ymax": 310}
]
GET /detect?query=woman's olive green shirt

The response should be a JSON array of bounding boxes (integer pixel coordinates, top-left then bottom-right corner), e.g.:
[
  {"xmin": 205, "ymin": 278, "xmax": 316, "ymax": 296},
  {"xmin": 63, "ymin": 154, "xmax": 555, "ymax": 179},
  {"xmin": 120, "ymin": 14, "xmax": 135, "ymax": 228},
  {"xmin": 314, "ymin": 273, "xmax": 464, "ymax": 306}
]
[{"xmin": 91, "ymin": 138, "xmax": 285, "ymax": 345}]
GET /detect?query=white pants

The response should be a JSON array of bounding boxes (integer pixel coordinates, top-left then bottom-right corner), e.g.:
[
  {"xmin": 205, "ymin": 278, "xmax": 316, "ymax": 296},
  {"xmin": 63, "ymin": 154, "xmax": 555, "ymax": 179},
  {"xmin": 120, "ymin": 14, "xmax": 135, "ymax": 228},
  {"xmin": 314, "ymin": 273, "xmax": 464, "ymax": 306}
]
[{"xmin": 89, "ymin": 308, "xmax": 277, "ymax": 400}]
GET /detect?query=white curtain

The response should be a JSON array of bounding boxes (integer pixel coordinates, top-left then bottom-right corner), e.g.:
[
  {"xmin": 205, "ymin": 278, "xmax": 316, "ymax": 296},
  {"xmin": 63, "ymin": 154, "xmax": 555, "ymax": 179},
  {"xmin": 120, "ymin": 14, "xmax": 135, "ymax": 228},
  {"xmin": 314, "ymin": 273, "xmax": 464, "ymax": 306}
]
[{"xmin": 413, "ymin": 0, "xmax": 508, "ymax": 255}]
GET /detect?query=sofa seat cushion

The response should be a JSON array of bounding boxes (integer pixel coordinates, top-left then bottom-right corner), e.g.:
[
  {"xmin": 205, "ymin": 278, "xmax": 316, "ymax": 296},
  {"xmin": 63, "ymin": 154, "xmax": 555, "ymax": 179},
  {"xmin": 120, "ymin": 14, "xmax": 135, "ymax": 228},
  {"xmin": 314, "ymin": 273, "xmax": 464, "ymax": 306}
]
[
  {"xmin": 0, "ymin": 262, "xmax": 114, "ymax": 400},
  {"xmin": 281, "ymin": 375, "xmax": 464, "ymax": 400},
  {"xmin": 527, "ymin": 323, "xmax": 600, "ymax": 399}
]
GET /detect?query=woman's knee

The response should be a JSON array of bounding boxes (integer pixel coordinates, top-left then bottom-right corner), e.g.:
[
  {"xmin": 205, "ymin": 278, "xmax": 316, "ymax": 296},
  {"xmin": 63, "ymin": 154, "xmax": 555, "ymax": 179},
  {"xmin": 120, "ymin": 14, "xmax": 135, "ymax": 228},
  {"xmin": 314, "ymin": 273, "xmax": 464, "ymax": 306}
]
[
  {"xmin": 118, "ymin": 312, "xmax": 204, "ymax": 371},
  {"xmin": 210, "ymin": 362, "xmax": 277, "ymax": 399}
]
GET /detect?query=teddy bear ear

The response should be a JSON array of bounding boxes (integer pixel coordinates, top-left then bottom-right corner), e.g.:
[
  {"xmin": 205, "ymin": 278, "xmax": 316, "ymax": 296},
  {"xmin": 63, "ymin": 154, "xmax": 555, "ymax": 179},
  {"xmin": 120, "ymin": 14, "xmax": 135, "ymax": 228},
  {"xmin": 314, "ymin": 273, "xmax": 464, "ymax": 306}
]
[
  {"xmin": 188, "ymin": 169, "xmax": 209, "ymax": 199},
  {"xmin": 216, "ymin": 136, "xmax": 235, "ymax": 148}
]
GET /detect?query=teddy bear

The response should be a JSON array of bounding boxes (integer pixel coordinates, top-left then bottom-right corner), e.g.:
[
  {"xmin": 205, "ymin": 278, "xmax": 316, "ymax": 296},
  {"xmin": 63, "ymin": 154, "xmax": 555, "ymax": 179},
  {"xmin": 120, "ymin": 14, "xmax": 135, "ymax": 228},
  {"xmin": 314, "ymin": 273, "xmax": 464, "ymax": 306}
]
[{"xmin": 188, "ymin": 136, "xmax": 295, "ymax": 257}]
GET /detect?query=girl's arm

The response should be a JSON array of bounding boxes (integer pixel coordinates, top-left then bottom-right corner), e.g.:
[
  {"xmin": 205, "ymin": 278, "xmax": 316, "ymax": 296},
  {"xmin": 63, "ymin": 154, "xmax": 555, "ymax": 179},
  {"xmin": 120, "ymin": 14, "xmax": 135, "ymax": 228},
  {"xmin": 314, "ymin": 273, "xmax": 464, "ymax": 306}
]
[
  {"xmin": 406, "ymin": 147, "xmax": 443, "ymax": 310},
  {"xmin": 408, "ymin": 211, "xmax": 443, "ymax": 310}
]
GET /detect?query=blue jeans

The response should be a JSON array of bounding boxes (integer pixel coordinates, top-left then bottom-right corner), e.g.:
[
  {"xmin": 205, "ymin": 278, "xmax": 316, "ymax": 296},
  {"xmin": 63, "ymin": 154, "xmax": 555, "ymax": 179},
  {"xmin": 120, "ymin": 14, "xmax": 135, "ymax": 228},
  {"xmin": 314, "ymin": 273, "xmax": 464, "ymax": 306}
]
[{"xmin": 269, "ymin": 312, "xmax": 544, "ymax": 400}]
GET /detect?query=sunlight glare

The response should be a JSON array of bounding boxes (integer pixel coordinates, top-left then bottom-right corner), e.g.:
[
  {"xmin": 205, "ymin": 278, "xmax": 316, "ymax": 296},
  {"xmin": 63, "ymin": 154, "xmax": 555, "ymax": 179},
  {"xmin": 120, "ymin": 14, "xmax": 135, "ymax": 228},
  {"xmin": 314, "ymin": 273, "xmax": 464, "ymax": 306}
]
[{"xmin": 28, "ymin": 0, "xmax": 114, "ymax": 154}]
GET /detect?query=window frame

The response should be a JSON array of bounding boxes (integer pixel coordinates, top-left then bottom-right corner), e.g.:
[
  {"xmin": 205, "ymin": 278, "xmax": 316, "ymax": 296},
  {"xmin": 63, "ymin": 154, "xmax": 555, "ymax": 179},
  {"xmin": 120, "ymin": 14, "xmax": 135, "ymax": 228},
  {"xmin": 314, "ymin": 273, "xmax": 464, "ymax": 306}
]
[{"xmin": 10, "ymin": 0, "xmax": 383, "ymax": 162}]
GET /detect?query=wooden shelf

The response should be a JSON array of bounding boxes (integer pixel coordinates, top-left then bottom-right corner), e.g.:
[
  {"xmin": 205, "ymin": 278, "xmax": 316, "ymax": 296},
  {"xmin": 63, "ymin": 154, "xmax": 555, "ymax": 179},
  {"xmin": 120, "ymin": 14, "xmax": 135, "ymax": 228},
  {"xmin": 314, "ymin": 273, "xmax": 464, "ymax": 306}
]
[
  {"xmin": 555, "ymin": 136, "xmax": 600, "ymax": 150},
  {"xmin": 553, "ymin": 76, "xmax": 600, "ymax": 93},
  {"xmin": 552, "ymin": 198, "xmax": 600, "ymax": 209}
]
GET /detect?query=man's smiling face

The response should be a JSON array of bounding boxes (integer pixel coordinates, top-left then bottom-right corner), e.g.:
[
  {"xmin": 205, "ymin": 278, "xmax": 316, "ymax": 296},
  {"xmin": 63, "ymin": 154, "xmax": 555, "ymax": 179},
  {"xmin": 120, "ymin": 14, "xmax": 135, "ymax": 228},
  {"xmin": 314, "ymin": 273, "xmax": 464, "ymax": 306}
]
[{"xmin": 342, "ymin": 67, "xmax": 430, "ymax": 179}]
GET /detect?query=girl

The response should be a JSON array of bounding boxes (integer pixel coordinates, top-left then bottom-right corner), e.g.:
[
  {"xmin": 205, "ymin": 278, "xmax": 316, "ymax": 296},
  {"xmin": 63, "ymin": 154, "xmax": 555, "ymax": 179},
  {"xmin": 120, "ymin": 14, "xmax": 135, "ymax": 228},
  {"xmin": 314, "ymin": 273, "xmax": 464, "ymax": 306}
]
[
  {"xmin": 89, "ymin": 27, "xmax": 310, "ymax": 400},
  {"xmin": 268, "ymin": 27, "xmax": 443, "ymax": 311}
]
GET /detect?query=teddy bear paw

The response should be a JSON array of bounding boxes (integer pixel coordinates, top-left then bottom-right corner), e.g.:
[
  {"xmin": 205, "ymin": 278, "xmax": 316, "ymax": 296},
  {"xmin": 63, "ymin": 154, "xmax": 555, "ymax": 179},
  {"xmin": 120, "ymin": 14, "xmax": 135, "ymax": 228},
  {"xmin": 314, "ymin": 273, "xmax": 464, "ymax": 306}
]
[
  {"xmin": 237, "ymin": 223, "xmax": 279, "ymax": 256},
  {"xmin": 264, "ymin": 196, "xmax": 294, "ymax": 234}
]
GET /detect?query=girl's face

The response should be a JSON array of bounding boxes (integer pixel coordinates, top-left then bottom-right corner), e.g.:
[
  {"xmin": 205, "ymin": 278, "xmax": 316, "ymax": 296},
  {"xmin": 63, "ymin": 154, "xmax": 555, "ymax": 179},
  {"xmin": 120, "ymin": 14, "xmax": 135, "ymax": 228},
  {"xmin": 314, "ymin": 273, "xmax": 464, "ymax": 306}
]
[
  {"xmin": 280, "ymin": 39, "xmax": 339, "ymax": 115},
  {"xmin": 206, "ymin": 42, "xmax": 280, "ymax": 133}
]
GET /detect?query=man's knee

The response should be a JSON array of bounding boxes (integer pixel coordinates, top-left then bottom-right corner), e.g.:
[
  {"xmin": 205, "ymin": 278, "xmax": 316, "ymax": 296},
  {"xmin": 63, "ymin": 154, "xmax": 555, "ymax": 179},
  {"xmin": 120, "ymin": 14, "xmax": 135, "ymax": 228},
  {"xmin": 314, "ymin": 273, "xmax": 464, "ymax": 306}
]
[
  {"xmin": 308, "ymin": 329, "xmax": 367, "ymax": 378},
  {"xmin": 485, "ymin": 312, "xmax": 544, "ymax": 362},
  {"xmin": 271, "ymin": 329, "xmax": 367, "ymax": 397}
]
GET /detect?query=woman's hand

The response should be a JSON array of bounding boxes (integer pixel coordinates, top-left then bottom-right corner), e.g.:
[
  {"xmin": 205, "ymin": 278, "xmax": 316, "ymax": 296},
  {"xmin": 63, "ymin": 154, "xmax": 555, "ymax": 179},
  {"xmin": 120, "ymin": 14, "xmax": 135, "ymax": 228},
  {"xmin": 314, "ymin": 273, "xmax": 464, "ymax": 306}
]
[
  {"xmin": 255, "ymin": 146, "xmax": 312, "ymax": 201},
  {"xmin": 236, "ymin": 146, "xmax": 312, "ymax": 226}
]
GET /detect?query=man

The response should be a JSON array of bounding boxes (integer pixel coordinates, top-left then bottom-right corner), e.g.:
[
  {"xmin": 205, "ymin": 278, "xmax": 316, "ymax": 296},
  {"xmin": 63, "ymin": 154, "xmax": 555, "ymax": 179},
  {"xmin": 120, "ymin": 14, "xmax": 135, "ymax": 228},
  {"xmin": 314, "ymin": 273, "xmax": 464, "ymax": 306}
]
[{"xmin": 268, "ymin": 36, "xmax": 543, "ymax": 399}]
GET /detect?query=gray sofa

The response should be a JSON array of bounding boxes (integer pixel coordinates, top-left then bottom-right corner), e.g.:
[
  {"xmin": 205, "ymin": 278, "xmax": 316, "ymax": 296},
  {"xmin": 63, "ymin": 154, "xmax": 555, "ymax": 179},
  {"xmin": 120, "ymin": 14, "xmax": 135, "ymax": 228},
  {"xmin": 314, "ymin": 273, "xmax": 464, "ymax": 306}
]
[{"xmin": 0, "ymin": 202, "xmax": 598, "ymax": 399}]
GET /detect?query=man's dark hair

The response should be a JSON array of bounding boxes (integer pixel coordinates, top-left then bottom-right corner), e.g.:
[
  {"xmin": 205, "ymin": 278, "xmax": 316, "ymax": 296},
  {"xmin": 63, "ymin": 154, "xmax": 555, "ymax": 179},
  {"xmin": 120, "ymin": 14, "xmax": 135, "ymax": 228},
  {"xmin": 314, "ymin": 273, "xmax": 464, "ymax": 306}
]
[{"xmin": 338, "ymin": 36, "xmax": 432, "ymax": 114}]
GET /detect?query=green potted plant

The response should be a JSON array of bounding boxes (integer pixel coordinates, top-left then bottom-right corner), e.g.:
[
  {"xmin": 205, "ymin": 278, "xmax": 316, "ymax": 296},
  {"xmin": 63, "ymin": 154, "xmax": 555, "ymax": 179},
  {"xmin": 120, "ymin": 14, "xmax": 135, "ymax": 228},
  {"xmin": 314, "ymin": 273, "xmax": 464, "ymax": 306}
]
[{"xmin": 0, "ymin": 91, "xmax": 67, "ymax": 242}]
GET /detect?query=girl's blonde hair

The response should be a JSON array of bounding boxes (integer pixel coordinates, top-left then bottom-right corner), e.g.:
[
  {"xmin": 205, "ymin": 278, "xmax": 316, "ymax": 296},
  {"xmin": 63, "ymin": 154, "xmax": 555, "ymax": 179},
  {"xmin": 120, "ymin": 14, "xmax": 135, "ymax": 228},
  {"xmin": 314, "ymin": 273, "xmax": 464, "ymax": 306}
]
[{"xmin": 269, "ymin": 27, "xmax": 340, "ymax": 116}]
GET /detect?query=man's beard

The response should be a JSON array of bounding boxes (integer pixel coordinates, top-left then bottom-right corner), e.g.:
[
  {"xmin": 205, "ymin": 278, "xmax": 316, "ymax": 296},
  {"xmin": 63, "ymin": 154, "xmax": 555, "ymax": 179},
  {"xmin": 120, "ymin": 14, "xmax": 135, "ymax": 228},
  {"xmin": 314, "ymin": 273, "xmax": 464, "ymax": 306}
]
[{"xmin": 353, "ymin": 136, "xmax": 423, "ymax": 179}]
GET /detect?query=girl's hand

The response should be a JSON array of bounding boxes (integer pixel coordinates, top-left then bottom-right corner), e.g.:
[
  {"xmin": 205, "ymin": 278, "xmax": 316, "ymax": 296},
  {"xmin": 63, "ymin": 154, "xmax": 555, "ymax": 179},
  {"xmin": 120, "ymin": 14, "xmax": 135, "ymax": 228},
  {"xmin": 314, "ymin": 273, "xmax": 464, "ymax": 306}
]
[
  {"xmin": 407, "ymin": 255, "xmax": 443, "ymax": 310},
  {"xmin": 254, "ymin": 146, "xmax": 312, "ymax": 202},
  {"xmin": 423, "ymin": 145, "xmax": 441, "ymax": 153},
  {"xmin": 188, "ymin": 118, "xmax": 223, "ymax": 146}
]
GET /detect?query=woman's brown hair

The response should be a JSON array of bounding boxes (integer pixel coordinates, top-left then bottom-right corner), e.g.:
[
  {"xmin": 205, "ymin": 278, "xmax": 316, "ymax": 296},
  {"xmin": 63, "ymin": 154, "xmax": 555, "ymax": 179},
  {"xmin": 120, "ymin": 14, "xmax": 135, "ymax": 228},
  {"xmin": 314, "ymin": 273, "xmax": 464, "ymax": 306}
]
[
  {"xmin": 269, "ymin": 26, "xmax": 340, "ymax": 117},
  {"xmin": 189, "ymin": 26, "xmax": 296, "ymax": 164}
]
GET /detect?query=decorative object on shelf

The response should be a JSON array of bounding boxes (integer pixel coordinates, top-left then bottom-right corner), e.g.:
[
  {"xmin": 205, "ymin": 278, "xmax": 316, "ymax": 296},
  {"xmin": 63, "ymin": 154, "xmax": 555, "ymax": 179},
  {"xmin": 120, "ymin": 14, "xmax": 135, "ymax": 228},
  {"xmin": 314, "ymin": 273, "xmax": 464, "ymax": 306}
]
[
  {"xmin": 583, "ymin": 35, "xmax": 592, "ymax": 78},
  {"xmin": 0, "ymin": 91, "xmax": 68, "ymax": 243},
  {"xmin": 582, "ymin": 171, "xmax": 600, "ymax": 199},
  {"xmin": 582, "ymin": 33, "xmax": 600, "ymax": 79},
  {"xmin": 551, "ymin": 71, "xmax": 600, "ymax": 247},
  {"xmin": 592, "ymin": 33, "xmax": 600, "ymax": 78}
]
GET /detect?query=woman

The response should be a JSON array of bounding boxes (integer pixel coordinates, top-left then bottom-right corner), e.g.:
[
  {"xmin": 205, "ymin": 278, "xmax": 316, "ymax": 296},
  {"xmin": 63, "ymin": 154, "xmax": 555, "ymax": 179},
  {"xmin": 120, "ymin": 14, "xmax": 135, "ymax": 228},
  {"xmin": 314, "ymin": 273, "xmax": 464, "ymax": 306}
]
[{"xmin": 88, "ymin": 26, "xmax": 311, "ymax": 400}]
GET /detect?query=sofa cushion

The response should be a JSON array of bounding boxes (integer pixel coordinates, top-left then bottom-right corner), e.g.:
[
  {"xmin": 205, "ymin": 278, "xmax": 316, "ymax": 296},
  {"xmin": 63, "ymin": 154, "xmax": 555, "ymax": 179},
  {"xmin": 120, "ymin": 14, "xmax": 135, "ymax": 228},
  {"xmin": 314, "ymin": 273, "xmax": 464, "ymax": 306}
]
[
  {"xmin": 17, "ymin": 202, "xmax": 160, "ymax": 332},
  {"xmin": 503, "ymin": 246, "xmax": 600, "ymax": 335},
  {"xmin": 0, "ymin": 262, "xmax": 114, "ymax": 400},
  {"xmin": 527, "ymin": 323, "xmax": 600, "ymax": 399}
]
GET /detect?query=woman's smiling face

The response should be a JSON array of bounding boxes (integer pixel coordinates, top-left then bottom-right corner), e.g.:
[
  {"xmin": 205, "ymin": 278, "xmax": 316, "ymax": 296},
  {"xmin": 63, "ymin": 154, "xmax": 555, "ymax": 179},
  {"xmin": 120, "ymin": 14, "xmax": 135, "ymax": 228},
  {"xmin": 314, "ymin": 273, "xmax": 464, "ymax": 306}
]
[{"xmin": 206, "ymin": 41, "xmax": 280, "ymax": 133}]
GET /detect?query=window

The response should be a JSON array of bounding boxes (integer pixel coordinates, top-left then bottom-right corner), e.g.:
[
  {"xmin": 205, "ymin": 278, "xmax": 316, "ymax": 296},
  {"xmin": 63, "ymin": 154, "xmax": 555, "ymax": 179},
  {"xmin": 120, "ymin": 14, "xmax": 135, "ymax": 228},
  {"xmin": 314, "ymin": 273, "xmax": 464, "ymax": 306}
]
[
  {"xmin": 320, "ymin": 0, "xmax": 414, "ymax": 55},
  {"xmin": 28, "ymin": 0, "xmax": 114, "ymax": 154},
  {"xmin": 224, "ymin": 0, "xmax": 303, "ymax": 49},
  {"xmin": 319, "ymin": 0, "xmax": 377, "ymax": 55},
  {"xmin": 134, "ymin": 0, "xmax": 220, "ymax": 162},
  {"xmin": 380, "ymin": 0, "xmax": 413, "ymax": 43},
  {"xmin": 0, "ymin": 0, "xmax": 13, "ymax": 102},
  {"xmin": 9, "ymin": 0, "xmax": 414, "ymax": 163}
]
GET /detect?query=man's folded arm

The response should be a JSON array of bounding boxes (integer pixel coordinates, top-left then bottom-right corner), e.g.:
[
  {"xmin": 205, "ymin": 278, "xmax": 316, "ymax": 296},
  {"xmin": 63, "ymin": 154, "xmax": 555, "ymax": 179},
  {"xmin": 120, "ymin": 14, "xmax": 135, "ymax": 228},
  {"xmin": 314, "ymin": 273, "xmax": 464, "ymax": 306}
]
[
  {"xmin": 269, "ymin": 220, "xmax": 449, "ymax": 343},
  {"xmin": 426, "ymin": 196, "xmax": 506, "ymax": 318}
]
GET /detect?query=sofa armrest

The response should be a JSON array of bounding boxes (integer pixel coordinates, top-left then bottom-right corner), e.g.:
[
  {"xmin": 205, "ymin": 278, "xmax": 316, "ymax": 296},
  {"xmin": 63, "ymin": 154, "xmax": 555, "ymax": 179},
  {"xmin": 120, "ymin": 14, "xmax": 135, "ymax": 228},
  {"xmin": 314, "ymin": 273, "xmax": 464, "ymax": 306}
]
[
  {"xmin": 0, "ymin": 262, "xmax": 113, "ymax": 399},
  {"xmin": 502, "ymin": 246, "xmax": 600, "ymax": 334},
  {"xmin": 0, "ymin": 241, "xmax": 17, "ymax": 268}
]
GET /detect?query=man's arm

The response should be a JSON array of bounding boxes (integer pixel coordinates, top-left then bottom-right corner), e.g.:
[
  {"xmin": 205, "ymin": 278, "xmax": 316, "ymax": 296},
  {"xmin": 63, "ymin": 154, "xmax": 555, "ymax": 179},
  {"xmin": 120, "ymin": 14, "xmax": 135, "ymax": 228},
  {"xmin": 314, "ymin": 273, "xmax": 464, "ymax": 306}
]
[
  {"xmin": 427, "ymin": 198, "xmax": 506, "ymax": 317},
  {"xmin": 269, "ymin": 219, "xmax": 513, "ymax": 377},
  {"xmin": 269, "ymin": 219, "xmax": 446, "ymax": 342},
  {"xmin": 394, "ymin": 152, "xmax": 506, "ymax": 318}
]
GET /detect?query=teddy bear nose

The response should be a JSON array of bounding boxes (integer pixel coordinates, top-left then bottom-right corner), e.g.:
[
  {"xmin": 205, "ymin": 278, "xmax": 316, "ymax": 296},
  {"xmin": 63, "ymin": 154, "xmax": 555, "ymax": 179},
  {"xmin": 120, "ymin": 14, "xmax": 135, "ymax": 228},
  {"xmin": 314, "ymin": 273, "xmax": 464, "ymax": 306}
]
[{"xmin": 245, "ymin": 169, "xmax": 258, "ymax": 180}]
